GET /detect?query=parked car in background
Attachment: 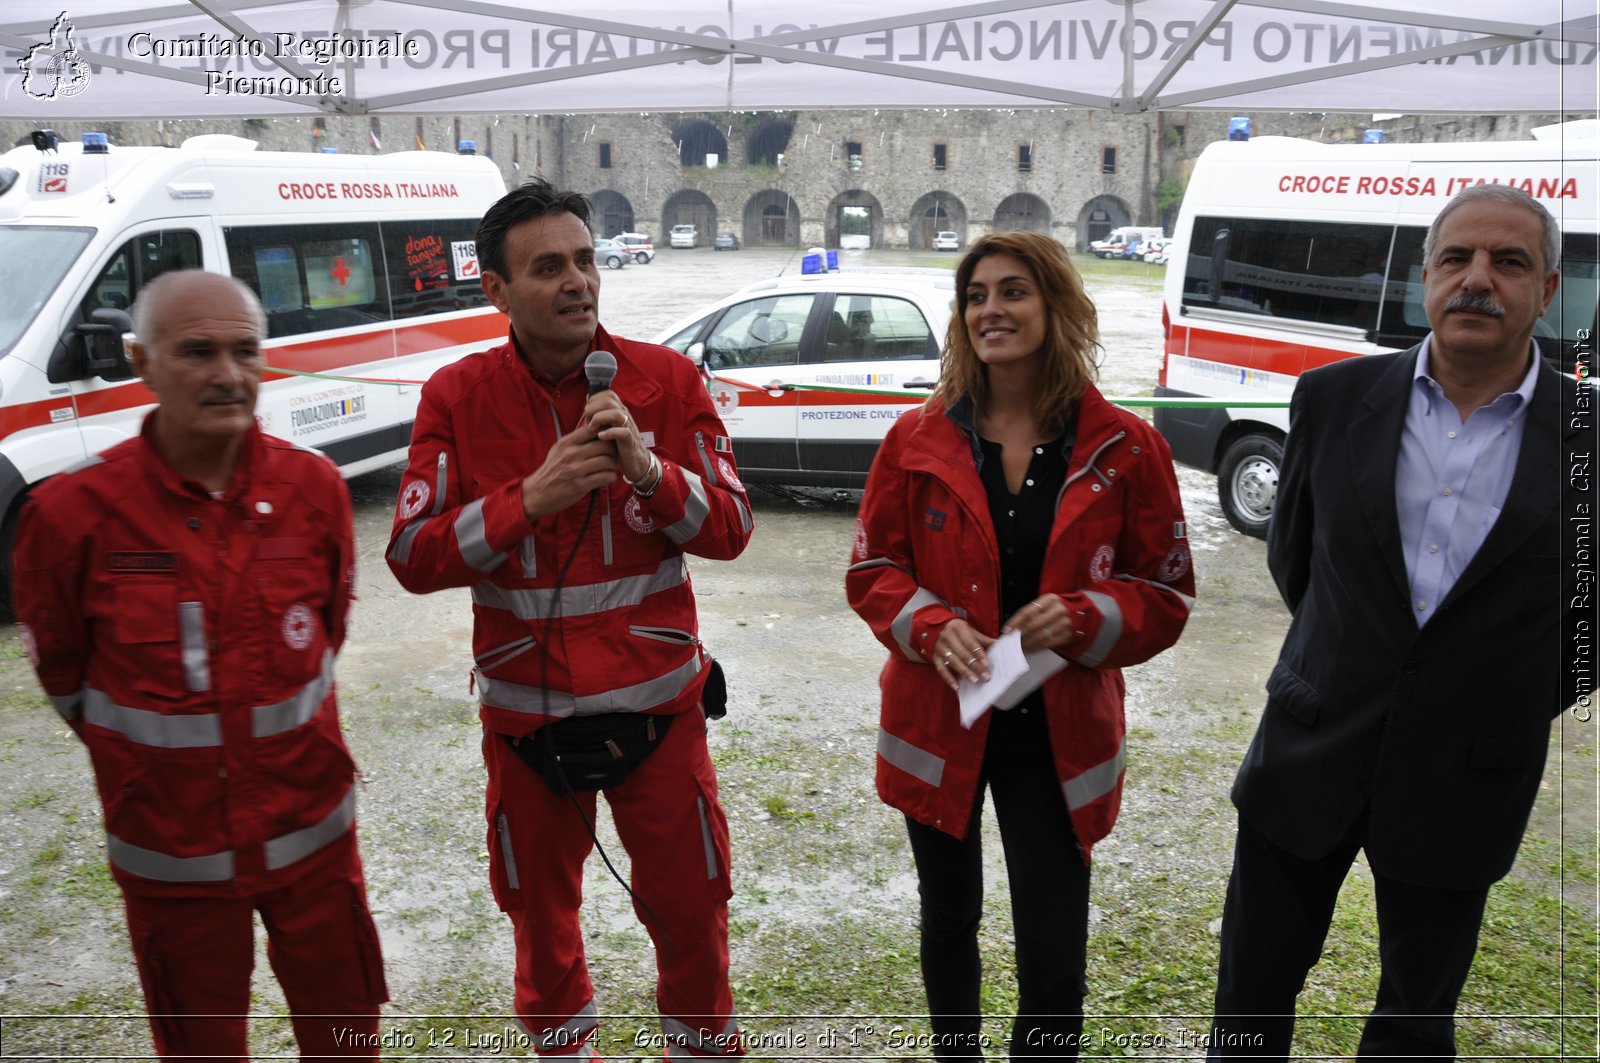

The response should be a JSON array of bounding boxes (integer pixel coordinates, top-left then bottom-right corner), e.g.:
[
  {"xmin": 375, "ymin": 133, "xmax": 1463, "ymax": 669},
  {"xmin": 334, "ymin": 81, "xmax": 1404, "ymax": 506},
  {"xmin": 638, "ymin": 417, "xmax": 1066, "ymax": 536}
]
[
  {"xmin": 1142, "ymin": 238, "xmax": 1171, "ymax": 265},
  {"xmin": 670, "ymin": 224, "xmax": 698, "ymax": 248},
  {"xmin": 593, "ymin": 238, "xmax": 632, "ymax": 269},
  {"xmin": 931, "ymin": 230, "xmax": 960, "ymax": 251},
  {"xmin": 1090, "ymin": 225, "xmax": 1165, "ymax": 258},
  {"xmin": 613, "ymin": 232, "xmax": 654, "ymax": 263},
  {"xmin": 653, "ymin": 269, "xmax": 955, "ymax": 488},
  {"xmin": 714, "ymin": 232, "xmax": 741, "ymax": 250}
]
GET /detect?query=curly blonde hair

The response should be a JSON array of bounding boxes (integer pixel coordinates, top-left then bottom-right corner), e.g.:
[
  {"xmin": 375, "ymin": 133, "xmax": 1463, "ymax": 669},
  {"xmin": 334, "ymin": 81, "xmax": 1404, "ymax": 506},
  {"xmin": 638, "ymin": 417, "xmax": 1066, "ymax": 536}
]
[{"xmin": 932, "ymin": 231, "xmax": 1100, "ymax": 438}]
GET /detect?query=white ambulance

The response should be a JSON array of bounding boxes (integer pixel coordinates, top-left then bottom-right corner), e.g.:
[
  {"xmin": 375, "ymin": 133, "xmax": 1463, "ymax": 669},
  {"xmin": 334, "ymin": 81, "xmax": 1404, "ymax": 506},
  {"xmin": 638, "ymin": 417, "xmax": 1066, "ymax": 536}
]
[
  {"xmin": 0, "ymin": 131, "xmax": 507, "ymax": 604},
  {"xmin": 1155, "ymin": 128, "xmax": 1599, "ymax": 537}
]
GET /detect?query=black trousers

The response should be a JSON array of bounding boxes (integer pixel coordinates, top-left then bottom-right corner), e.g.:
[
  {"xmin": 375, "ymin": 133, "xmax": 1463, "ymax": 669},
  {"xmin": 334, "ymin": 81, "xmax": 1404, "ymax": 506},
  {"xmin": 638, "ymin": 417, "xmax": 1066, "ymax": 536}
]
[
  {"xmin": 904, "ymin": 703, "xmax": 1091, "ymax": 1062},
  {"xmin": 1208, "ymin": 814, "xmax": 1491, "ymax": 1061}
]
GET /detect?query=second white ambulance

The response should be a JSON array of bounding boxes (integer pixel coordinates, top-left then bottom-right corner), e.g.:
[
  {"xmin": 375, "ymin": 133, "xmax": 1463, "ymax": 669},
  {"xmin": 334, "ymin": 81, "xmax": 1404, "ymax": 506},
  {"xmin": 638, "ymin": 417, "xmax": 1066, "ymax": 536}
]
[{"xmin": 1155, "ymin": 127, "xmax": 1598, "ymax": 536}]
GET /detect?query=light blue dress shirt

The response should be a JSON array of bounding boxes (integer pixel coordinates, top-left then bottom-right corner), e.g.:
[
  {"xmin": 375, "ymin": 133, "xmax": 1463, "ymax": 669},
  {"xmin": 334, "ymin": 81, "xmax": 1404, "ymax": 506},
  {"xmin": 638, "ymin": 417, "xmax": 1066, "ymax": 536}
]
[{"xmin": 1395, "ymin": 338, "xmax": 1539, "ymax": 627}]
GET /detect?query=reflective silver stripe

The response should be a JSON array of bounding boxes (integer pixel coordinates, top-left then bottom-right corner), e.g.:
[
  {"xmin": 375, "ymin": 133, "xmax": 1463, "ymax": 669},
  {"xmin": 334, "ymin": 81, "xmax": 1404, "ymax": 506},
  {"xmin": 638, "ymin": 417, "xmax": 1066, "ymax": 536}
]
[
  {"xmin": 696, "ymin": 795, "xmax": 718, "ymax": 880},
  {"xmin": 455, "ymin": 497, "xmax": 508, "ymax": 572},
  {"xmin": 735, "ymin": 495, "xmax": 753, "ymax": 534},
  {"xmin": 877, "ymin": 727, "xmax": 944, "ymax": 787},
  {"xmin": 496, "ymin": 812, "xmax": 520, "ymax": 889},
  {"xmin": 663, "ymin": 1015, "xmax": 739, "ymax": 1056},
  {"xmin": 662, "ymin": 474, "xmax": 711, "ymax": 544},
  {"xmin": 1062, "ymin": 739, "xmax": 1126, "ymax": 811},
  {"xmin": 1071, "ymin": 590, "xmax": 1123, "ymax": 668},
  {"xmin": 105, "ymin": 784, "xmax": 356, "ymax": 882},
  {"xmin": 264, "ymin": 783, "xmax": 356, "ymax": 870},
  {"xmin": 431, "ymin": 451, "xmax": 448, "ymax": 515},
  {"xmin": 387, "ymin": 517, "xmax": 426, "ymax": 566},
  {"xmin": 889, "ymin": 587, "xmax": 945, "ymax": 662},
  {"xmin": 178, "ymin": 601, "xmax": 211, "ymax": 693},
  {"xmin": 471, "ymin": 556, "xmax": 688, "ymax": 620},
  {"xmin": 252, "ymin": 650, "xmax": 335, "ymax": 738},
  {"xmin": 1116, "ymin": 573, "xmax": 1196, "ymax": 613},
  {"xmin": 601, "ymin": 505, "xmax": 614, "ymax": 565},
  {"xmin": 83, "ymin": 689, "xmax": 221, "ymax": 748},
  {"xmin": 107, "ymin": 833, "xmax": 234, "ymax": 882},
  {"xmin": 477, "ymin": 653, "xmax": 703, "ymax": 718},
  {"xmin": 49, "ymin": 690, "xmax": 83, "ymax": 723},
  {"xmin": 520, "ymin": 534, "xmax": 538, "ymax": 578},
  {"xmin": 847, "ymin": 557, "xmax": 906, "ymax": 575}
]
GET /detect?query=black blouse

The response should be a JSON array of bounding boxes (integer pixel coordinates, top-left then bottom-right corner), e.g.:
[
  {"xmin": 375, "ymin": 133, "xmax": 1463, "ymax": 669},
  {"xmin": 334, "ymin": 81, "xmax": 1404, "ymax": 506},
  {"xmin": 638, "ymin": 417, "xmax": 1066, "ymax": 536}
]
[{"xmin": 975, "ymin": 435, "xmax": 1069, "ymax": 723}]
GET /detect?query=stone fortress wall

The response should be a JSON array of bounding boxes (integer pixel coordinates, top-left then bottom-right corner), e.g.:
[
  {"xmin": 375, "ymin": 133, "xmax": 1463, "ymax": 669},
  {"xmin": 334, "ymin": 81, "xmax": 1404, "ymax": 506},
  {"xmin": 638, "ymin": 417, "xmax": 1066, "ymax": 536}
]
[{"xmin": 1, "ymin": 109, "xmax": 1565, "ymax": 251}]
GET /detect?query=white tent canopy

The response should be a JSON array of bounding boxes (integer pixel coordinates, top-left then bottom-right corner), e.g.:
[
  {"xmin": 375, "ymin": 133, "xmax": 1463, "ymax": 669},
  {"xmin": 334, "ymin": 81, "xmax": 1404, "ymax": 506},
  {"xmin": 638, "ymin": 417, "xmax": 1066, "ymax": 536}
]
[{"xmin": 2, "ymin": 0, "xmax": 1596, "ymax": 119}]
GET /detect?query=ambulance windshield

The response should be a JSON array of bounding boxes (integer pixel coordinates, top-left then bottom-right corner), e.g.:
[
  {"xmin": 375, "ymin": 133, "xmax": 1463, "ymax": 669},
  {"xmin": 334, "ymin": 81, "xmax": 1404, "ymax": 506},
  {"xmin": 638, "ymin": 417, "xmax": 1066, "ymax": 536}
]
[{"xmin": 0, "ymin": 225, "xmax": 93, "ymax": 356}]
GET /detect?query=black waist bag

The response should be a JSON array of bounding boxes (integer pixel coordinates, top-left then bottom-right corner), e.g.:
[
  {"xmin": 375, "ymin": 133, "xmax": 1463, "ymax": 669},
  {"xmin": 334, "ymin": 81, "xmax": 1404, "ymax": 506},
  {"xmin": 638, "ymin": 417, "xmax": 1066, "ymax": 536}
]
[{"xmin": 509, "ymin": 712, "xmax": 674, "ymax": 793}]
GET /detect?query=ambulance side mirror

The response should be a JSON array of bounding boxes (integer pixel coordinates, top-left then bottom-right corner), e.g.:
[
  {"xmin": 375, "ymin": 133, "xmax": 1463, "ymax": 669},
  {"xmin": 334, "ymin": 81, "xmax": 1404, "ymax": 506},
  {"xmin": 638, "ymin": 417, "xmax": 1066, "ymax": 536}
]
[{"xmin": 80, "ymin": 308, "xmax": 135, "ymax": 381}]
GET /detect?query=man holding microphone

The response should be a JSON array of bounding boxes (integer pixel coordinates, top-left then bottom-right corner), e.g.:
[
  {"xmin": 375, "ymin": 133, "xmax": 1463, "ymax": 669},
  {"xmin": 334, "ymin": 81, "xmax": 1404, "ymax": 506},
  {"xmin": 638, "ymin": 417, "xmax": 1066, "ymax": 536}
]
[{"xmin": 386, "ymin": 180, "xmax": 752, "ymax": 1059}]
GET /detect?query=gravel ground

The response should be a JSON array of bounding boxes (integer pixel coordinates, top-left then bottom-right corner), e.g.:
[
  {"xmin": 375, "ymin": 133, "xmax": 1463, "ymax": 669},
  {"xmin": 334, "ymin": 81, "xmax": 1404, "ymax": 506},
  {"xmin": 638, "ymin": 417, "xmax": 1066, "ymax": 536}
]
[{"xmin": 0, "ymin": 250, "xmax": 1591, "ymax": 1059}]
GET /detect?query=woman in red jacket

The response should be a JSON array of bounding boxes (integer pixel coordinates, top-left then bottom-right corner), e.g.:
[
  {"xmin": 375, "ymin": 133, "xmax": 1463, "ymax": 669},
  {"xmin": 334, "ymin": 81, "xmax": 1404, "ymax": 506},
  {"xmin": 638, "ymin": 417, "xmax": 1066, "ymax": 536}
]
[{"xmin": 847, "ymin": 231, "xmax": 1194, "ymax": 1059}]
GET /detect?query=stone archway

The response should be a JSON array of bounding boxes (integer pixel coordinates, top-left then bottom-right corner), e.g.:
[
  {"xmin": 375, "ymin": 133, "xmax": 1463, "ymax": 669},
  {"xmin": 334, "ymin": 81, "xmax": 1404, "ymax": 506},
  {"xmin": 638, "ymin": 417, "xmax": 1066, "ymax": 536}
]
[
  {"xmin": 909, "ymin": 191, "xmax": 967, "ymax": 249},
  {"xmin": 993, "ymin": 193, "xmax": 1051, "ymax": 234},
  {"xmin": 826, "ymin": 189, "xmax": 885, "ymax": 249},
  {"xmin": 744, "ymin": 190, "xmax": 800, "ymax": 247},
  {"xmin": 746, "ymin": 118, "xmax": 794, "ymax": 166},
  {"xmin": 662, "ymin": 189, "xmax": 716, "ymax": 246},
  {"xmin": 1078, "ymin": 196, "xmax": 1132, "ymax": 251},
  {"xmin": 588, "ymin": 190, "xmax": 636, "ymax": 238},
  {"xmin": 671, "ymin": 118, "xmax": 730, "ymax": 169}
]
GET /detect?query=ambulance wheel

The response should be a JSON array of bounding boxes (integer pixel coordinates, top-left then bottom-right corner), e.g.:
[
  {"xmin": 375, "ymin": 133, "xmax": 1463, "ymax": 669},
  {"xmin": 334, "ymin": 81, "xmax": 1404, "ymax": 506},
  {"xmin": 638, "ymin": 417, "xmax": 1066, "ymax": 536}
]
[
  {"xmin": 0, "ymin": 501, "xmax": 18, "ymax": 624},
  {"xmin": 1217, "ymin": 433, "xmax": 1283, "ymax": 540}
]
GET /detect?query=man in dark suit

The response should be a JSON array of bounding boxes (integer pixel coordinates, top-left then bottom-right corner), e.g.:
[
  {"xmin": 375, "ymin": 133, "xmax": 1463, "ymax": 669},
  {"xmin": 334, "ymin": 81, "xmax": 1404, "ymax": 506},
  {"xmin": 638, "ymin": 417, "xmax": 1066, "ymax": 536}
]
[{"xmin": 1206, "ymin": 183, "xmax": 1587, "ymax": 1059}]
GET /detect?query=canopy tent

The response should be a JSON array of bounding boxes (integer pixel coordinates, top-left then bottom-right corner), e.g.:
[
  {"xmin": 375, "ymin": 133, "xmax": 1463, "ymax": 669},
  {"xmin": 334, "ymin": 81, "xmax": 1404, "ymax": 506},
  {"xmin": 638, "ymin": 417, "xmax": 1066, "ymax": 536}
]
[{"xmin": 1, "ymin": 0, "xmax": 1596, "ymax": 120}]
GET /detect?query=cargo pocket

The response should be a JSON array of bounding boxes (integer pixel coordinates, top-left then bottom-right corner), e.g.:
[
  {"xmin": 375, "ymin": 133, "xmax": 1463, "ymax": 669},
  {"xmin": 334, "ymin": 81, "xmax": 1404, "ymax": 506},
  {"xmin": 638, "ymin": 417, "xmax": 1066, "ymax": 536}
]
[
  {"xmin": 345, "ymin": 881, "xmax": 391, "ymax": 1007},
  {"xmin": 693, "ymin": 778, "xmax": 734, "ymax": 903},
  {"xmin": 487, "ymin": 805, "xmax": 523, "ymax": 911}
]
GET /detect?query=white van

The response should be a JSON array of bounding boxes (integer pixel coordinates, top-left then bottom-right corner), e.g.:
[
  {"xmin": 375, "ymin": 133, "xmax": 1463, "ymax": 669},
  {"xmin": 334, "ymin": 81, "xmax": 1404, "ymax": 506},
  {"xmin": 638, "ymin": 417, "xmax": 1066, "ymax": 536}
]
[
  {"xmin": 1155, "ymin": 130, "xmax": 1599, "ymax": 537},
  {"xmin": 0, "ymin": 131, "xmax": 507, "ymax": 604}
]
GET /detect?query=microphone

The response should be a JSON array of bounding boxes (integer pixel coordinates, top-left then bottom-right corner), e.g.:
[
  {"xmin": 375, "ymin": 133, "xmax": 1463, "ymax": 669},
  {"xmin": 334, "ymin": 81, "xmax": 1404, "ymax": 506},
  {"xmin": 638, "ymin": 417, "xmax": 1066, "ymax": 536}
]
[{"xmin": 584, "ymin": 350, "xmax": 617, "ymax": 395}]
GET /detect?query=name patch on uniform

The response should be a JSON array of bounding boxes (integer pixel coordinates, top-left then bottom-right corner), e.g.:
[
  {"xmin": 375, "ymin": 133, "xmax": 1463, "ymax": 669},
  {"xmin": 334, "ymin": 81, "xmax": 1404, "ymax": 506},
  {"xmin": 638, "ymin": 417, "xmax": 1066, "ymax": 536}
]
[
  {"xmin": 924, "ymin": 508, "xmax": 946, "ymax": 532},
  {"xmin": 108, "ymin": 551, "xmax": 177, "ymax": 573}
]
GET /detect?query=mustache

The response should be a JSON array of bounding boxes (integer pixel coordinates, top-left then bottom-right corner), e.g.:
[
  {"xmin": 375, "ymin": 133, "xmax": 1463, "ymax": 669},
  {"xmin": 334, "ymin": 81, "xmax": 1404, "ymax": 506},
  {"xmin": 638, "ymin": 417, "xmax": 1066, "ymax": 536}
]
[
  {"xmin": 200, "ymin": 391, "xmax": 251, "ymax": 404},
  {"xmin": 1444, "ymin": 291, "xmax": 1505, "ymax": 317}
]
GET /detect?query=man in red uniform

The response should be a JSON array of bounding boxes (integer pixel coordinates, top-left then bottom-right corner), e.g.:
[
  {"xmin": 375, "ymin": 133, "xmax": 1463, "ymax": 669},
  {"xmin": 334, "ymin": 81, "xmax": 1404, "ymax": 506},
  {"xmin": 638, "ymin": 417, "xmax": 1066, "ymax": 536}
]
[
  {"xmin": 14, "ymin": 270, "xmax": 387, "ymax": 1060},
  {"xmin": 385, "ymin": 180, "xmax": 752, "ymax": 1059}
]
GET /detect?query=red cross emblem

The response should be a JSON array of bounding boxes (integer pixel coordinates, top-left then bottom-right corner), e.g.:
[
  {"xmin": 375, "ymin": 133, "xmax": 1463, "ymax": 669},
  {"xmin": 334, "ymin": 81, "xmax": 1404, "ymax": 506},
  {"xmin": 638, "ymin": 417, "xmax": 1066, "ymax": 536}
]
[
  {"xmin": 714, "ymin": 390, "xmax": 733, "ymax": 409},
  {"xmin": 331, "ymin": 256, "xmax": 351, "ymax": 286}
]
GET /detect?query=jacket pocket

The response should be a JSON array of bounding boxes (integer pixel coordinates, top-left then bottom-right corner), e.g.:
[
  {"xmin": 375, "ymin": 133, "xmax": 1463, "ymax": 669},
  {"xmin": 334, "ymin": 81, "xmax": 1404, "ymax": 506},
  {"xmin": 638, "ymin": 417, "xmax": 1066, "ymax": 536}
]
[
  {"xmin": 112, "ymin": 581, "xmax": 181, "ymax": 698},
  {"xmin": 1265, "ymin": 660, "xmax": 1322, "ymax": 727}
]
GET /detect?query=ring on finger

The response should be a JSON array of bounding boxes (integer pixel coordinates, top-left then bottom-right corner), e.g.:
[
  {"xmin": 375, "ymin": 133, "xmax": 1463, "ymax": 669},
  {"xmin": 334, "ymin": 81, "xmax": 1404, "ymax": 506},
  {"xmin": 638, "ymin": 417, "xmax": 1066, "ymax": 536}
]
[
  {"xmin": 1031, "ymin": 600, "xmax": 1048, "ymax": 612},
  {"xmin": 966, "ymin": 655, "xmax": 980, "ymax": 666}
]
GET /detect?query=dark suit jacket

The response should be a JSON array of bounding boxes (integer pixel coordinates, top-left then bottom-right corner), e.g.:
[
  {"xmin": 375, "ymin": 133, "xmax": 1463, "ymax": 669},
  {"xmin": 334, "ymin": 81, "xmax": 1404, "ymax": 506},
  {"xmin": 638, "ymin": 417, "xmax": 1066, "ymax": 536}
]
[{"xmin": 1232, "ymin": 345, "xmax": 1585, "ymax": 890}]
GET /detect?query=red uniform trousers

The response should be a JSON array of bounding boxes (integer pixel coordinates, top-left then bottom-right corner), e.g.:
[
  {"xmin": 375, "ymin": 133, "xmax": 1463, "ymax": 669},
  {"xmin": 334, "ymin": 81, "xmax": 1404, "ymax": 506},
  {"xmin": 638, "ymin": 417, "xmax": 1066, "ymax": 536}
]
[
  {"xmin": 484, "ymin": 709, "xmax": 742, "ymax": 1058},
  {"xmin": 121, "ymin": 835, "xmax": 387, "ymax": 1062}
]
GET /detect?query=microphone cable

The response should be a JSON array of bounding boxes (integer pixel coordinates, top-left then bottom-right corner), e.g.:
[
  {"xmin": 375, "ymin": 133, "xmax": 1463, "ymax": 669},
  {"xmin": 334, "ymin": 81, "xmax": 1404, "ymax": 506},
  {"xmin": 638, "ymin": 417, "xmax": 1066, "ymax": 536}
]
[{"xmin": 519, "ymin": 358, "xmax": 673, "ymax": 948}]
